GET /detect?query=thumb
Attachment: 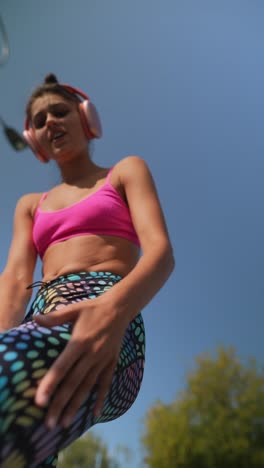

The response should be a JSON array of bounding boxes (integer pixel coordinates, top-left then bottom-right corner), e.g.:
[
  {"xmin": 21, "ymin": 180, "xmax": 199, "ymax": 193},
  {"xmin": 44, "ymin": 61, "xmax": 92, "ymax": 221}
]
[{"xmin": 34, "ymin": 307, "xmax": 78, "ymax": 327}]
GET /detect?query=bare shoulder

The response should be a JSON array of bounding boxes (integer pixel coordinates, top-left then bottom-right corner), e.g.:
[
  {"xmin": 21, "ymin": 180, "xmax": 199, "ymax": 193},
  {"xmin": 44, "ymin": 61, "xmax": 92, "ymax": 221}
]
[
  {"xmin": 114, "ymin": 155, "xmax": 152, "ymax": 182},
  {"xmin": 15, "ymin": 192, "xmax": 45, "ymax": 219},
  {"xmin": 115, "ymin": 155, "xmax": 148, "ymax": 171}
]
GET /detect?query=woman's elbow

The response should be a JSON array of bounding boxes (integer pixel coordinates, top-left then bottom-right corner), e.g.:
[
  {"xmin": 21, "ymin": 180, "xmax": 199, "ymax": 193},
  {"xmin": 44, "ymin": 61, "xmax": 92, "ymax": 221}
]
[
  {"xmin": 164, "ymin": 243, "xmax": 175, "ymax": 274},
  {"xmin": 141, "ymin": 236, "xmax": 175, "ymax": 273},
  {"xmin": 154, "ymin": 239, "xmax": 175, "ymax": 275}
]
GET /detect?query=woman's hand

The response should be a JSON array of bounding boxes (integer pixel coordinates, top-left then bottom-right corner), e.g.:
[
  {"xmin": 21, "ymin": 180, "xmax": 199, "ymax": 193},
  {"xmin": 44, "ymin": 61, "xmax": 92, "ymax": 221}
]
[{"xmin": 33, "ymin": 296, "xmax": 127, "ymax": 429}]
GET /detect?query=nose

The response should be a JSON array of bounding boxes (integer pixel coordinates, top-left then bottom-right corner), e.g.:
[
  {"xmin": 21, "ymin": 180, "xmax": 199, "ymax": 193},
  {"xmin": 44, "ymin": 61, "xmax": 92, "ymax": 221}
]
[{"xmin": 46, "ymin": 112, "xmax": 58, "ymax": 127}]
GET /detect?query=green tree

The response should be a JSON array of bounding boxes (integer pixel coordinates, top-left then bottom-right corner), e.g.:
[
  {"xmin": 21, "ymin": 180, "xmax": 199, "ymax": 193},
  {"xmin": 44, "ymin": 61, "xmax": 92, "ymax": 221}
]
[
  {"xmin": 142, "ymin": 347, "xmax": 264, "ymax": 468},
  {"xmin": 58, "ymin": 432, "xmax": 119, "ymax": 468}
]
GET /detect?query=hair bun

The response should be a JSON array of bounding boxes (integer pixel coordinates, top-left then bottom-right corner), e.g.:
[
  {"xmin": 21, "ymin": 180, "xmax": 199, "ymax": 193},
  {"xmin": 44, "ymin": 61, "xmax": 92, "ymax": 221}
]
[{"xmin": 44, "ymin": 73, "xmax": 59, "ymax": 85}]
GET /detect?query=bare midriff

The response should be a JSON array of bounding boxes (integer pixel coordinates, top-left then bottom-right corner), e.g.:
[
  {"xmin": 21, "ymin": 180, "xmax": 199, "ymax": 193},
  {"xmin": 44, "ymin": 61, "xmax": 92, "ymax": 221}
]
[{"xmin": 41, "ymin": 234, "xmax": 140, "ymax": 282}]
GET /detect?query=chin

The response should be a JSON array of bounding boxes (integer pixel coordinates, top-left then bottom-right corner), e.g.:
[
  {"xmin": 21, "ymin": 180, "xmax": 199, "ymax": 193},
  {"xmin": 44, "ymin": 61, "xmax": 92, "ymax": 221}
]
[{"xmin": 50, "ymin": 145, "xmax": 71, "ymax": 159}]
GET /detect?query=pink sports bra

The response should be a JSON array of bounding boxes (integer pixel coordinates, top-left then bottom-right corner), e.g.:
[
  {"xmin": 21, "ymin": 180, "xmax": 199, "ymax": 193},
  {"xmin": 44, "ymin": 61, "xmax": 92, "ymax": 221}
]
[{"xmin": 32, "ymin": 168, "xmax": 140, "ymax": 258}]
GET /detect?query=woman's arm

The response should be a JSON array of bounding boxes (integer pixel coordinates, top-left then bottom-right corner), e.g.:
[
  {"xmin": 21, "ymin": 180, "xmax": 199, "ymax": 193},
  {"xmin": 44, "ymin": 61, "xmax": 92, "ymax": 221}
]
[
  {"xmin": 100, "ymin": 155, "xmax": 175, "ymax": 324},
  {"xmin": 0, "ymin": 194, "xmax": 38, "ymax": 331}
]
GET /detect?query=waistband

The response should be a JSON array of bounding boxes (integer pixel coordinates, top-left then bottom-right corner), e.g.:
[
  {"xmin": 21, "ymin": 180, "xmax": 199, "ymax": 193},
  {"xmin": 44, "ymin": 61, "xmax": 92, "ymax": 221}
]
[{"xmin": 26, "ymin": 271, "xmax": 122, "ymax": 291}]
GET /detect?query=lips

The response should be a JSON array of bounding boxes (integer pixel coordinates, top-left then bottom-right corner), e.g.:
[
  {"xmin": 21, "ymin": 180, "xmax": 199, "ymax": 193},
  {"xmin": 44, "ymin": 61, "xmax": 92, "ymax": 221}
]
[
  {"xmin": 52, "ymin": 132, "xmax": 65, "ymax": 141},
  {"xmin": 51, "ymin": 131, "xmax": 66, "ymax": 142},
  {"xmin": 48, "ymin": 127, "xmax": 66, "ymax": 142},
  {"xmin": 49, "ymin": 130, "xmax": 67, "ymax": 149}
]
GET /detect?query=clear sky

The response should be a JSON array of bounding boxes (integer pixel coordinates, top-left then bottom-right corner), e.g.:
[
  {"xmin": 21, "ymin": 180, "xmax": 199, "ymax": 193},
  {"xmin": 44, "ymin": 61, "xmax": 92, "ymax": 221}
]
[{"xmin": 0, "ymin": 1, "xmax": 263, "ymax": 466}]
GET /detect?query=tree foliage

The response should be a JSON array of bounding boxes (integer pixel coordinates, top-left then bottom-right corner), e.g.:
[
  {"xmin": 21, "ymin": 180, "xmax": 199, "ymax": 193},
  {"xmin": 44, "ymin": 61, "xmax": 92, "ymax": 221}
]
[
  {"xmin": 142, "ymin": 347, "xmax": 264, "ymax": 468},
  {"xmin": 58, "ymin": 431, "xmax": 119, "ymax": 468}
]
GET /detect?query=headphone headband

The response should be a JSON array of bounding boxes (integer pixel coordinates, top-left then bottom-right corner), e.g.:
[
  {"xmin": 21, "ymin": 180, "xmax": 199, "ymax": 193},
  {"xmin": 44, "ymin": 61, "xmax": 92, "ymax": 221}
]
[{"xmin": 60, "ymin": 84, "xmax": 89, "ymax": 101}]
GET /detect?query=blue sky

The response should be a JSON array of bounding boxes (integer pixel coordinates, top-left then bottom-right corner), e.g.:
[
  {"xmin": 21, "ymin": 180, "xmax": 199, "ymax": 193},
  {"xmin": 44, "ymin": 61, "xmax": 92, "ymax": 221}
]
[{"xmin": 0, "ymin": 1, "xmax": 263, "ymax": 466}]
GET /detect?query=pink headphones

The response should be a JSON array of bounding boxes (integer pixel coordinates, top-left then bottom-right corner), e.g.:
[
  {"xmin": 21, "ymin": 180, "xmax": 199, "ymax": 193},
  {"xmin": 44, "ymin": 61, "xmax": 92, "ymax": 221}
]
[{"xmin": 23, "ymin": 84, "xmax": 102, "ymax": 163}]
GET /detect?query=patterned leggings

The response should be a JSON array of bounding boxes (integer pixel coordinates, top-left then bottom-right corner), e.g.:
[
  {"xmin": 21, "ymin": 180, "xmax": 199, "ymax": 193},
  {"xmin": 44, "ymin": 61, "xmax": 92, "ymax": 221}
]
[{"xmin": 0, "ymin": 271, "xmax": 145, "ymax": 467}]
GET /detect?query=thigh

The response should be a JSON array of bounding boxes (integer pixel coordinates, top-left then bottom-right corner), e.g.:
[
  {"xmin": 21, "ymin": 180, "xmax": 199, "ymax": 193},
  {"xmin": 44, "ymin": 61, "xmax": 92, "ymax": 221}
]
[
  {"xmin": 0, "ymin": 317, "xmax": 145, "ymax": 466},
  {"xmin": 0, "ymin": 319, "xmax": 72, "ymax": 466},
  {"xmin": 0, "ymin": 272, "xmax": 145, "ymax": 465}
]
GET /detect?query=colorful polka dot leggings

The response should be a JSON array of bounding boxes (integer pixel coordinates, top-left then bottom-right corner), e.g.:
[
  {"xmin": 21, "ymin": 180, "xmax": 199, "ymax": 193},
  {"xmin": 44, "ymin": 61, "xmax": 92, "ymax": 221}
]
[{"xmin": 0, "ymin": 272, "xmax": 145, "ymax": 467}]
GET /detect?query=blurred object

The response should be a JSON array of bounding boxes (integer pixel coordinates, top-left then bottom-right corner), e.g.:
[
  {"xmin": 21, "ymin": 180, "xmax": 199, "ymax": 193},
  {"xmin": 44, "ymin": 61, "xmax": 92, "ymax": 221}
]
[
  {"xmin": 0, "ymin": 116, "xmax": 28, "ymax": 150},
  {"xmin": 0, "ymin": 16, "xmax": 27, "ymax": 151},
  {"xmin": 0, "ymin": 15, "xmax": 9, "ymax": 66},
  {"xmin": 142, "ymin": 347, "xmax": 264, "ymax": 468},
  {"xmin": 58, "ymin": 432, "xmax": 121, "ymax": 467}
]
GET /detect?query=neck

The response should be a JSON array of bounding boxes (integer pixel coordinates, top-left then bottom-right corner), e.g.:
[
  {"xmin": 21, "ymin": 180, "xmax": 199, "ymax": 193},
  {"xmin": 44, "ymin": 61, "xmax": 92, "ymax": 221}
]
[{"xmin": 56, "ymin": 150, "xmax": 101, "ymax": 185}]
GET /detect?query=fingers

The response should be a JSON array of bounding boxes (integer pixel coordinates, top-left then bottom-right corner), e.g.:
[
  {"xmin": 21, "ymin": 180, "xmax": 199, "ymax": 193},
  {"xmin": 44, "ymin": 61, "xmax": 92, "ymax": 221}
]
[
  {"xmin": 34, "ymin": 307, "xmax": 78, "ymax": 327},
  {"xmin": 45, "ymin": 358, "xmax": 117, "ymax": 429},
  {"xmin": 32, "ymin": 303, "xmax": 120, "ymax": 431},
  {"xmin": 46, "ymin": 356, "xmax": 98, "ymax": 429},
  {"xmin": 35, "ymin": 339, "xmax": 82, "ymax": 407},
  {"xmin": 94, "ymin": 360, "xmax": 117, "ymax": 418},
  {"xmin": 59, "ymin": 365, "xmax": 100, "ymax": 428}
]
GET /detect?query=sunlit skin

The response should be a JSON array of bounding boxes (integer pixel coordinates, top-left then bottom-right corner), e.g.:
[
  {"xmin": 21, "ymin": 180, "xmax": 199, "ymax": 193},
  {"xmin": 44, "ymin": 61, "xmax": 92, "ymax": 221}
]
[
  {"xmin": 1, "ymin": 92, "xmax": 175, "ymax": 430},
  {"xmin": 30, "ymin": 94, "xmax": 141, "ymax": 280}
]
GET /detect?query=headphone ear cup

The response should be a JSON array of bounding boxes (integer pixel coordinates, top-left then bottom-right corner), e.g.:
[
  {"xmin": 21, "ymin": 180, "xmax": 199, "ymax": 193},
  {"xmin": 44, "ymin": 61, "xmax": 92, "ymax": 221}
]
[
  {"xmin": 79, "ymin": 100, "xmax": 102, "ymax": 139},
  {"xmin": 23, "ymin": 129, "xmax": 49, "ymax": 163}
]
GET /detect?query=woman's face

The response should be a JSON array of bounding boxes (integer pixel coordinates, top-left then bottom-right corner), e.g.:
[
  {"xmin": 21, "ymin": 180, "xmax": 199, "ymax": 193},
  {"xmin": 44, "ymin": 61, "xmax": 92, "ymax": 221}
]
[{"xmin": 30, "ymin": 93, "xmax": 88, "ymax": 161}]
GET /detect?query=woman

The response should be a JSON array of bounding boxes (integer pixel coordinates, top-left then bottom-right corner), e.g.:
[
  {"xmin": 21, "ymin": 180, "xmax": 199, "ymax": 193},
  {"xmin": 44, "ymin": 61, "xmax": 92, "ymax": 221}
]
[{"xmin": 0, "ymin": 74, "xmax": 174, "ymax": 466}]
